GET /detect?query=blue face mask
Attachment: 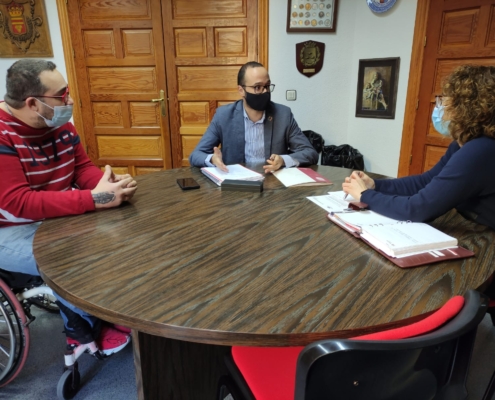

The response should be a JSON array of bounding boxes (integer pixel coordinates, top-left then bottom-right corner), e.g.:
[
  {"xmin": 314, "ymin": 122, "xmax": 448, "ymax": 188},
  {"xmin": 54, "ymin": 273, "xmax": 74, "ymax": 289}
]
[
  {"xmin": 431, "ymin": 105, "xmax": 450, "ymax": 136},
  {"xmin": 35, "ymin": 99, "xmax": 73, "ymax": 127}
]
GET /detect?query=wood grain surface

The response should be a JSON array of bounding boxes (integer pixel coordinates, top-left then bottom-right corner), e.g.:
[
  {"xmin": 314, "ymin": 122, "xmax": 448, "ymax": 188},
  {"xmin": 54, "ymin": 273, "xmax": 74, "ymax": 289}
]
[{"xmin": 34, "ymin": 166, "xmax": 495, "ymax": 346}]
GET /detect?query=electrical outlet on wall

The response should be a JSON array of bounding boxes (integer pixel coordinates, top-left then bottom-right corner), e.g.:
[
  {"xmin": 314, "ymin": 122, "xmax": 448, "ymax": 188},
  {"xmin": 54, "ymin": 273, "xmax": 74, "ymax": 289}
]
[{"xmin": 286, "ymin": 90, "xmax": 297, "ymax": 101}]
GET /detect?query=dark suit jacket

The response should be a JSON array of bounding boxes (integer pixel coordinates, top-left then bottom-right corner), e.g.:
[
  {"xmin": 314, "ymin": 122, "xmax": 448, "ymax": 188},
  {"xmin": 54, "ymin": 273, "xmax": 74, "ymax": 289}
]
[{"xmin": 189, "ymin": 100, "xmax": 318, "ymax": 167}]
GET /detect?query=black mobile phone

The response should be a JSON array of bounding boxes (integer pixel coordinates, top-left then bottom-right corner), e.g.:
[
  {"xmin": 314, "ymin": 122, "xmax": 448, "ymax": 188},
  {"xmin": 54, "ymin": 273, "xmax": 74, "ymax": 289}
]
[{"xmin": 177, "ymin": 178, "xmax": 200, "ymax": 190}]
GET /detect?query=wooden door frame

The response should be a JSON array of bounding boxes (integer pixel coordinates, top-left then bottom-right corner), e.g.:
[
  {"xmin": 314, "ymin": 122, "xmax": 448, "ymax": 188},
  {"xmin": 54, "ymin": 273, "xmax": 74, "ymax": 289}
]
[
  {"xmin": 55, "ymin": 0, "xmax": 269, "ymax": 155},
  {"xmin": 397, "ymin": 0, "xmax": 430, "ymax": 177},
  {"xmin": 56, "ymin": 0, "xmax": 85, "ymax": 149}
]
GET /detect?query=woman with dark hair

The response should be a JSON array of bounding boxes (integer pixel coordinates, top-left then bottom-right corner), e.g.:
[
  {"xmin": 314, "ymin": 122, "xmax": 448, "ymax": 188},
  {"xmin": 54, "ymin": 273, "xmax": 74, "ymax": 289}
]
[{"xmin": 342, "ymin": 65, "xmax": 495, "ymax": 230}]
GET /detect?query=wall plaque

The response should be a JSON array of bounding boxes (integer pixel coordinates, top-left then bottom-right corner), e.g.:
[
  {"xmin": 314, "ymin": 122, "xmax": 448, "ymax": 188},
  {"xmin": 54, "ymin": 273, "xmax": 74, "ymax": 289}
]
[
  {"xmin": 296, "ymin": 40, "xmax": 325, "ymax": 78},
  {"xmin": 0, "ymin": 0, "xmax": 53, "ymax": 57}
]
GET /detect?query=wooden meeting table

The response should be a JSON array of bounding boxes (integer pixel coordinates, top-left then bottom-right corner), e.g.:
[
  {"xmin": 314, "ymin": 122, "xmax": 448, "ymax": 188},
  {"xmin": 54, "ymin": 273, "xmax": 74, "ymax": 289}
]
[{"xmin": 33, "ymin": 165, "xmax": 495, "ymax": 399}]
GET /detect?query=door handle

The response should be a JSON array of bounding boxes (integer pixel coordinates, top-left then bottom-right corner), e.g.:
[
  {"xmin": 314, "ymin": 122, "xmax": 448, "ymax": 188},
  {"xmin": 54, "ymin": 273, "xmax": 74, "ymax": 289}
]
[{"xmin": 151, "ymin": 89, "xmax": 166, "ymax": 117}]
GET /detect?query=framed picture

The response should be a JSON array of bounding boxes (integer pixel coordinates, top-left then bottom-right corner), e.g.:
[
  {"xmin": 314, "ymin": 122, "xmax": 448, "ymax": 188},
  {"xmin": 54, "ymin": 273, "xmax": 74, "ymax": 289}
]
[
  {"xmin": 287, "ymin": 0, "xmax": 338, "ymax": 33},
  {"xmin": 0, "ymin": 0, "xmax": 53, "ymax": 58},
  {"xmin": 355, "ymin": 57, "xmax": 400, "ymax": 119}
]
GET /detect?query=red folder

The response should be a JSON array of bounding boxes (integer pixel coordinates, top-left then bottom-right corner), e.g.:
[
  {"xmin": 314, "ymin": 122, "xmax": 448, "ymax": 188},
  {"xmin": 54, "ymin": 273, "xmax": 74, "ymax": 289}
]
[{"xmin": 327, "ymin": 213, "xmax": 475, "ymax": 268}]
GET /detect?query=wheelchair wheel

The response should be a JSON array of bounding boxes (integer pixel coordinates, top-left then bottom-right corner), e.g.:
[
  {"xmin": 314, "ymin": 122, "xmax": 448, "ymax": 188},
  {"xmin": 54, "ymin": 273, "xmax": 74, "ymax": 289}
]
[
  {"xmin": 0, "ymin": 279, "xmax": 30, "ymax": 387},
  {"xmin": 57, "ymin": 367, "xmax": 81, "ymax": 400},
  {"xmin": 27, "ymin": 283, "xmax": 59, "ymax": 313}
]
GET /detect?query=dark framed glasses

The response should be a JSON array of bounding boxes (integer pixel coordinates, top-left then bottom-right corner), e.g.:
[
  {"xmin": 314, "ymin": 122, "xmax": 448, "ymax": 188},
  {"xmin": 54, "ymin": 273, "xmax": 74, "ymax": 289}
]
[{"xmin": 241, "ymin": 84, "xmax": 275, "ymax": 94}]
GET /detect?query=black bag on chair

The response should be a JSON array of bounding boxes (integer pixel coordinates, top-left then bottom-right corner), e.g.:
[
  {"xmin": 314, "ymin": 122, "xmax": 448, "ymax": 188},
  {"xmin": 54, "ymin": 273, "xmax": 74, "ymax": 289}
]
[
  {"xmin": 302, "ymin": 130, "xmax": 325, "ymax": 154},
  {"xmin": 321, "ymin": 144, "xmax": 365, "ymax": 170}
]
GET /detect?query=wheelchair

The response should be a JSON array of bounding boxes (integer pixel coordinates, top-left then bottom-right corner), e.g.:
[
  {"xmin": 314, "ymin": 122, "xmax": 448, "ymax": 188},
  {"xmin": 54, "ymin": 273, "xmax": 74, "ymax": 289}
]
[{"xmin": 0, "ymin": 269, "xmax": 105, "ymax": 399}]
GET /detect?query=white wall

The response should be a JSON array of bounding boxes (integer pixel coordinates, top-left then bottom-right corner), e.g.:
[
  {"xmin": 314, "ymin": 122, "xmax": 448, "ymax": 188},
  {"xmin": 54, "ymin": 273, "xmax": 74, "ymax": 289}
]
[
  {"xmin": 0, "ymin": 2, "xmax": 66, "ymax": 99},
  {"xmin": 269, "ymin": 0, "xmax": 417, "ymax": 176}
]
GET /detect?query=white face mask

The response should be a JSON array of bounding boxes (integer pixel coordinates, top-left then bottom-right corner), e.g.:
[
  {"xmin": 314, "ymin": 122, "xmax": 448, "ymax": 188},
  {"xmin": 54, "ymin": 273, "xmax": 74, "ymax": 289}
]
[{"xmin": 35, "ymin": 99, "xmax": 73, "ymax": 127}]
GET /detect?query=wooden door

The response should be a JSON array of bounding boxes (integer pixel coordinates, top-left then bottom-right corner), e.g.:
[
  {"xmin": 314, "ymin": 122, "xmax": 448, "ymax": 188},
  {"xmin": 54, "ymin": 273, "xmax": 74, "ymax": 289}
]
[
  {"xmin": 65, "ymin": 0, "xmax": 265, "ymax": 174},
  {"xmin": 67, "ymin": 0, "xmax": 172, "ymax": 176},
  {"xmin": 408, "ymin": 0, "xmax": 495, "ymax": 175},
  {"xmin": 161, "ymin": 0, "xmax": 262, "ymax": 167}
]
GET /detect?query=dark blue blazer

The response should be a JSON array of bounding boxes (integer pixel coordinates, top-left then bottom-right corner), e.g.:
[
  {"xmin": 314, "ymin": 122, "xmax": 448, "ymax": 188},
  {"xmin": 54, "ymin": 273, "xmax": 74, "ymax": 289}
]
[{"xmin": 189, "ymin": 100, "xmax": 318, "ymax": 167}]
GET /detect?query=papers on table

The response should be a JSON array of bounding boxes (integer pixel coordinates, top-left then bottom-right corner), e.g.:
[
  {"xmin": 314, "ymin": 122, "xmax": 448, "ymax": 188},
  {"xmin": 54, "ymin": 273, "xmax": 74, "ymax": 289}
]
[
  {"xmin": 201, "ymin": 164, "xmax": 264, "ymax": 186},
  {"xmin": 307, "ymin": 191, "xmax": 358, "ymax": 213},
  {"xmin": 273, "ymin": 168, "xmax": 332, "ymax": 187}
]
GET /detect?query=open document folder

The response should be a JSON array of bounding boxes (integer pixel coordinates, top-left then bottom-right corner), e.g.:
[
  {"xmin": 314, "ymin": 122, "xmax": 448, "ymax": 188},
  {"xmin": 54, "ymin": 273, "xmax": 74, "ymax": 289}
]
[
  {"xmin": 307, "ymin": 191, "xmax": 474, "ymax": 268},
  {"xmin": 272, "ymin": 168, "xmax": 332, "ymax": 187},
  {"xmin": 201, "ymin": 164, "xmax": 264, "ymax": 186}
]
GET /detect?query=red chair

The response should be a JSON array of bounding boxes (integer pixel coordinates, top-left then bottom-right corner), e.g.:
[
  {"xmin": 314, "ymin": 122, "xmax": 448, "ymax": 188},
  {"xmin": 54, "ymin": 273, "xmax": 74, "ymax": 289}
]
[{"xmin": 218, "ymin": 290, "xmax": 487, "ymax": 400}]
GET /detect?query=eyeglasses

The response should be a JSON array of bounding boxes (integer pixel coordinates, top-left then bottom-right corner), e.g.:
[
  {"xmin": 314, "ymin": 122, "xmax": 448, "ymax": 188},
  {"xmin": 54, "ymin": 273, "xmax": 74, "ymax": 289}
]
[
  {"xmin": 435, "ymin": 95, "xmax": 443, "ymax": 107},
  {"xmin": 27, "ymin": 86, "xmax": 70, "ymax": 105},
  {"xmin": 241, "ymin": 84, "xmax": 275, "ymax": 94}
]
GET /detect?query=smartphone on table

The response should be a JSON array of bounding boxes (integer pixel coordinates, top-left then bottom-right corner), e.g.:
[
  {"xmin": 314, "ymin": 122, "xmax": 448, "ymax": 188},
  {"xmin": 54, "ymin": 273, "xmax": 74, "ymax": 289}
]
[{"xmin": 177, "ymin": 178, "xmax": 200, "ymax": 190}]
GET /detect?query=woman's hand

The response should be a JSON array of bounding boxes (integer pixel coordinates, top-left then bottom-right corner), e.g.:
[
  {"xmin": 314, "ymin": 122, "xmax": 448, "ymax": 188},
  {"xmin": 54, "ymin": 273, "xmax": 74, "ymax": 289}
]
[
  {"xmin": 351, "ymin": 171, "xmax": 375, "ymax": 190},
  {"xmin": 342, "ymin": 171, "xmax": 374, "ymax": 201}
]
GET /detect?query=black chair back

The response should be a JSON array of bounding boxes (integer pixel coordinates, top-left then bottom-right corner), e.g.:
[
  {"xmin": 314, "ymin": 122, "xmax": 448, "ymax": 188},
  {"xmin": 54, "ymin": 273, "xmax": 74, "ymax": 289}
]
[{"xmin": 295, "ymin": 290, "xmax": 487, "ymax": 400}]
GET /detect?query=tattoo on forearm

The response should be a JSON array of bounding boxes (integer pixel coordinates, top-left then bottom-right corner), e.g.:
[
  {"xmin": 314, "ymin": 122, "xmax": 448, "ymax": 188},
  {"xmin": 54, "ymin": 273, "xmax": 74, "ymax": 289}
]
[{"xmin": 92, "ymin": 192, "xmax": 116, "ymax": 204}]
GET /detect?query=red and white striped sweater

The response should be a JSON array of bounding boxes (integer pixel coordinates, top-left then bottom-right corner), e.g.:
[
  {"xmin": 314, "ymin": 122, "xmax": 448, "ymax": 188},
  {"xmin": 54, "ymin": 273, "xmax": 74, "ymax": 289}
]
[{"xmin": 0, "ymin": 107, "xmax": 103, "ymax": 227}]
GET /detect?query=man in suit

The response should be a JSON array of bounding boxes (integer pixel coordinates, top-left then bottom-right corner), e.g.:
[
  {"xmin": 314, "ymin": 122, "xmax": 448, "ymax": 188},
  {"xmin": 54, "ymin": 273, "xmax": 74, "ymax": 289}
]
[{"xmin": 189, "ymin": 61, "xmax": 318, "ymax": 173}]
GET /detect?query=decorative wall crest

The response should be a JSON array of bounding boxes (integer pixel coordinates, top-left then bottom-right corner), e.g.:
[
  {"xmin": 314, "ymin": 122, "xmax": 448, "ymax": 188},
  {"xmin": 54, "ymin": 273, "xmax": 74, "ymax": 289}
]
[
  {"xmin": 295, "ymin": 40, "xmax": 325, "ymax": 78},
  {"xmin": 0, "ymin": 0, "xmax": 52, "ymax": 57}
]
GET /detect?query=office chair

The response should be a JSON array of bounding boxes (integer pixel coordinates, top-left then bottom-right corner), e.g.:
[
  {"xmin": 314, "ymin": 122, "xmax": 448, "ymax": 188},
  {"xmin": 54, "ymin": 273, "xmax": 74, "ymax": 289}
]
[
  {"xmin": 218, "ymin": 290, "xmax": 487, "ymax": 400},
  {"xmin": 480, "ymin": 297, "xmax": 495, "ymax": 400}
]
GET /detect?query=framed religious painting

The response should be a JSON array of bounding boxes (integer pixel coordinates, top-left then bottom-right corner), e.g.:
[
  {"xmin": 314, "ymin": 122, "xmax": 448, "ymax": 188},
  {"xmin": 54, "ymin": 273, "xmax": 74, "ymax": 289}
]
[
  {"xmin": 355, "ymin": 57, "xmax": 400, "ymax": 119},
  {"xmin": 0, "ymin": 0, "xmax": 53, "ymax": 58},
  {"xmin": 287, "ymin": 0, "xmax": 338, "ymax": 33}
]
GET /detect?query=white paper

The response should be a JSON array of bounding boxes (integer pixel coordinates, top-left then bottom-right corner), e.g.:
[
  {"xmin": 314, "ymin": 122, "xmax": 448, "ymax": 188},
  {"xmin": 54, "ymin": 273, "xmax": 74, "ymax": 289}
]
[
  {"xmin": 307, "ymin": 191, "xmax": 358, "ymax": 213},
  {"xmin": 273, "ymin": 168, "xmax": 315, "ymax": 186},
  {"xmin": 360, "ymin": 223, "xmax": 458, "ymax": 257},
  {"xmin": 201, "ymin": 164, "xmax": 264, "ymax": 186}
]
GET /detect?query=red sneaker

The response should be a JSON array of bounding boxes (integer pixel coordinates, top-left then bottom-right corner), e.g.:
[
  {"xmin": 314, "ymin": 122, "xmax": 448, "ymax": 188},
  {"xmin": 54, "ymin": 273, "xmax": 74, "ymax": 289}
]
[
  {"xmin": 66, "ymin": 336, "xmax": 80, "ymax": 347},
  {"xmin": 112, "ymin": 324, "xmax": 131, "ymax": 334},
  {"xmin": 96, "ymin": 324, "xmax": 131, "ymax": 356}
]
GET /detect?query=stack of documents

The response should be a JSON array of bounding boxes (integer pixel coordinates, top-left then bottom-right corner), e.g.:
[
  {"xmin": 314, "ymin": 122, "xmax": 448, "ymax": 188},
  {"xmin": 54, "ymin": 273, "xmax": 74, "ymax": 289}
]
[{"xmin": 201, "ymin": 164, "xmax": 264, "ymax": 186}]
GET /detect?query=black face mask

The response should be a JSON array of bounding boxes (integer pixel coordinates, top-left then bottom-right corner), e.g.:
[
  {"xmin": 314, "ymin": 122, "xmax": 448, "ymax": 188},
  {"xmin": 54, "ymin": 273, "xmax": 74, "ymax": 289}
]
[{"xmin": 244, "ymin": 91, "xmax": 271, "ymax": 111}]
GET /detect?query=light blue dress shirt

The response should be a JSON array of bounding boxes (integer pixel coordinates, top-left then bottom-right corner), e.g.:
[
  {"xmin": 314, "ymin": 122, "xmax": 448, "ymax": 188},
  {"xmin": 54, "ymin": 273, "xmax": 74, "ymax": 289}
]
[{"xmin": 205, "ymin": 107, "xmax": 297, "ymax": 167}]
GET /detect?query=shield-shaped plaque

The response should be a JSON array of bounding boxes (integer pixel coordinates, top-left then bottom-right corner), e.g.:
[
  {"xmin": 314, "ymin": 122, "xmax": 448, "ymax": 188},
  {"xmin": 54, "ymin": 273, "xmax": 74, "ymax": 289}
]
[{"xmin": 296, "ymin": 40, "xmax": 325, "ymax": 78}]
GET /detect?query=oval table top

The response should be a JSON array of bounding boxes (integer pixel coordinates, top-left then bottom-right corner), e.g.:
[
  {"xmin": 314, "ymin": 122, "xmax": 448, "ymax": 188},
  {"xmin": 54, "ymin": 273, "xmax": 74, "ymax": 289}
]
[{"xmin": 33, "ymin": 166, "xmax": 495, "ymax": 346}]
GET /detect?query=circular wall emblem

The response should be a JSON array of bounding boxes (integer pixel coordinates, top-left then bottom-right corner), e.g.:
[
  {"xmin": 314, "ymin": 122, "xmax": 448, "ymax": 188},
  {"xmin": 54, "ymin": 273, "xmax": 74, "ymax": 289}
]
[{"xmin": 367, "ymin": 0, "xmax": 397, "ymax": 13}]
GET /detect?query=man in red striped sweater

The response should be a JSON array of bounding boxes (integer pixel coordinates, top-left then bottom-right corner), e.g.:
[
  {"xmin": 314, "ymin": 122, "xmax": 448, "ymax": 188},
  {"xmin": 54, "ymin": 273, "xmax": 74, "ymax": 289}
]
[{"xmin": 0, "ymin": 59, "xmax": 137, "ymax": 354}]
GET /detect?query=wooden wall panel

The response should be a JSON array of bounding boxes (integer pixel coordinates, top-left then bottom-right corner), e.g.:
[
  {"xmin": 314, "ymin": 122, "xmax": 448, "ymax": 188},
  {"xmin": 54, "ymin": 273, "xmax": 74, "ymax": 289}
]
[
  {"xmin": 136, "ymin": 167, "xmax": 163, "ymax": 175},
  {"xmin": 440, "ymin": 8, "xmax": 479, "ymax": 48},
  {"xmin": 423, "ymin": 145, "xmax": 447, "ymax": 172},
  {"xmin": 162, "ymin": 0, "xmax": 262, "ymax": 167},
  {"xmin": 180, "ymin": 102, "xmax": 209, "ymax": 125},
  {"xmin": 93, "ymin": 102, "xmax": 123, "ymax": 127},
  {"xmin": 123, "ymin": 30, "xmax": 154, "ymax": 56},
  {"xmin": 487, "ymin": 6, "xmax": 495, "ymax": 47},
  {"xmin": 433, "ymin": 57, "xmax": 495, "ymax": 94},
  {"xmin": 214, "ymin": 27, "xmax": 247, "ymax": 56},
  {"xmin": 84, "ymin": 30, "xmax": 115, "ymax": 57},
  {"xmin": 217, "ymin": 101, "xmax": 235, "ymax": 107},
  {"xmin": 101, "ymin": 166, "xmax": 129, "ymax": 175},
  {"xmin": 172, "ymin": 0, "xmax": 246, "ymax": 19},
  {"xmin": 97, "ymin": 136, "xmax": 163, "ymax": 158},
  {"xmin": 181, "ymin": 136, "xmax": 201, "ymax": 165},
  {"xmin": 175, "ymin": 29, "xmax": 207, "ymax": 57},
  {"xmin": 177, "ymin": 66, "xmax": 238, "ymax": 92},
  {"xmin": 130, "ymin": 102, "xmax": 161, "ymax": 127},
  {"xmin": 80, "ymin": 0, "xmax": 151, "ymax": 19},
  {"xmin": 88, "ymin": 67, "xmax": 157, "ymax": 93}
]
